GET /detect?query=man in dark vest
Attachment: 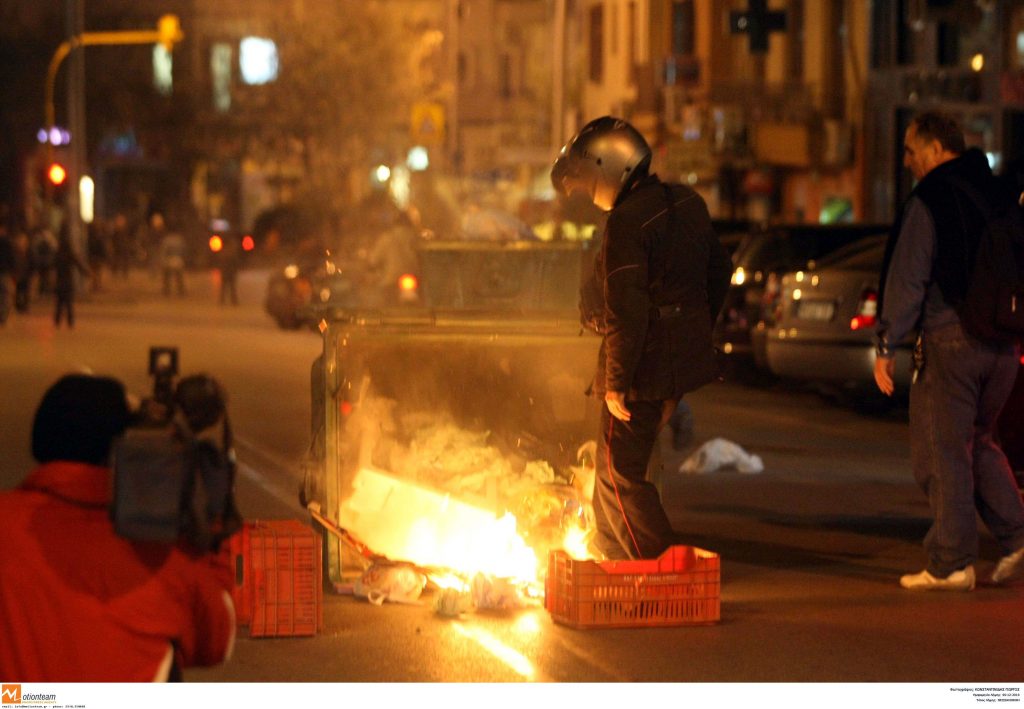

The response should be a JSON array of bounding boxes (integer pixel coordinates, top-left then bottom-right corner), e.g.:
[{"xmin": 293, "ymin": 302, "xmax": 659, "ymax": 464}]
[
  {"xmin": 874, "ymin": 110, "xmax": 1024, "ymax": 590},
  {"xmin": 552, "ymin": 116, "xmax": 732, "ymax": 560}
]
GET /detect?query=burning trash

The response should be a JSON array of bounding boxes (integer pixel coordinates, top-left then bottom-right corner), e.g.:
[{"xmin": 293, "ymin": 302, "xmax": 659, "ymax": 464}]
[{"xmin": 332, "ymin": 396, "xmax": 599, "ymax": 610}]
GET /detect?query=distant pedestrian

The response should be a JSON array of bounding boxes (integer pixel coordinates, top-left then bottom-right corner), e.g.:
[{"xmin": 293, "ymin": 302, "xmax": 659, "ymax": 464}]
[
  {"xmin": 109, "ymin": 213, "xmax": 132, "ymax": 279},
  {"xmin": 145, "ymin": 212, "xmax": 168, "ymax": 279},
  {"xmin": 53, "ymin": 227, "xmax": 89, "ymax": 328},
  {"xmin": 159, "ymin": 223, "xmax": 187, "ymax": 297},
  {"xmin": 12, "ymin": 230, "xmax": 32, "ymax": 312},
  {"xmin": 31, "ymin": 227, "xmax": 57, "ymax": 296},
  {"xmin": 87, "ymin": 219, "xmax": 110, "ymax": 293},
  {"xmin": 217, "ymin": 235, "xmax": 240, "ymax": 306}
]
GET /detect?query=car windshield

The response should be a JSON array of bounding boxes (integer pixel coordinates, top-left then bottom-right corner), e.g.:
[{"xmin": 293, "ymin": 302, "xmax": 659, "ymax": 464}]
[
  {"xmin": 813, "ymin": 233, "xmax": 887, "ymax": 270},
  {"xmin": 732, "ymin": 224, "xmax": 889, "ymax": 272}
]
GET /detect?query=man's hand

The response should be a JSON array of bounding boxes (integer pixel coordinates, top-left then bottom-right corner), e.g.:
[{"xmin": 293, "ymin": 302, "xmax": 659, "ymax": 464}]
[
  {"xmin": 605, "ymin": 391, "xmax": 631, "ymax": 422},
  {"xmin": 874, "ymin": 355, "xmax": 895, "ymax": 396}
]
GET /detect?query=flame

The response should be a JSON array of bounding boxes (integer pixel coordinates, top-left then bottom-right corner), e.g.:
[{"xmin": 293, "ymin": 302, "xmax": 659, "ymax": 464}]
[
  {"xmin": 337, "ymin": 412, "xmax": 597, "ymax": 597},
  {"xmin": 560, "ymin": 526, "xmax": 592, "ymax": 561}
]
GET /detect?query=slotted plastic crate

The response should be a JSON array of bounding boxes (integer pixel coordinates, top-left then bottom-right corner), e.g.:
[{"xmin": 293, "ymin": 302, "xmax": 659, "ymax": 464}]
[
  {"xmin": 234, "ymin": 520, "xmax": 323, "ymax": 638},
  {"xmin": 545, "ymin": 545, "xmax": 720, "ymax": 629}
]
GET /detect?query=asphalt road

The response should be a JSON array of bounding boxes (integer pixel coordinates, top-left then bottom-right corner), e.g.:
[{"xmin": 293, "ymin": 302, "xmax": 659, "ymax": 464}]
[{"xmin": 1, "ymin": 268, "xmax": 1021, "ymax": 687}]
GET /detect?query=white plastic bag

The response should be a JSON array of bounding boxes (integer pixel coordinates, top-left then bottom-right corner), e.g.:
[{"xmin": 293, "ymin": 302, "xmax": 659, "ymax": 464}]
[
  {"xmin": 433, "ymin": 587, "xmax": 474, "ymax": 617},
  {"xmin": 678, "ymin": 437, "xmax": 764, "ymax": 475},
  {"xmin": 353, "ymin": 562, "xmax": 427, "ymax": 605},
  {"xmin": 471, "ymin": 573, "xmax": 528, "ymax": 610}
]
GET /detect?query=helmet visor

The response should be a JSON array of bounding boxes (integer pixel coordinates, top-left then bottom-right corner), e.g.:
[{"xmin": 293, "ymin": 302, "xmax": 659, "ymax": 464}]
[{"xmin": 551, "ymin": 141, "xmax": 597, "ymax": 204}]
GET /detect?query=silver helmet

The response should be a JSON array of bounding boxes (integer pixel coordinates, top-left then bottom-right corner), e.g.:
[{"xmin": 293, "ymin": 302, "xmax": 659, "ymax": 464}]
[{"xmin": 551, "ymin": 116, "xmax": 652, "ymax": 211}]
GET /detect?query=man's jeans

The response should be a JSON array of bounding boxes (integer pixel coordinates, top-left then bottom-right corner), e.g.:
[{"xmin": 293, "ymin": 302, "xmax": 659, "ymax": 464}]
[{"xmin": 910, "ymin": 321, "xmax": 1024, "ymax": 577}]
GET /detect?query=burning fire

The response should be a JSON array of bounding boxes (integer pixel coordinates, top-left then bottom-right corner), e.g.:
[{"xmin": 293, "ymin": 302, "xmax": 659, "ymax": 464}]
[{"xmin": 336, "ymin": 411, "xmax": 597, "ymax": 600}]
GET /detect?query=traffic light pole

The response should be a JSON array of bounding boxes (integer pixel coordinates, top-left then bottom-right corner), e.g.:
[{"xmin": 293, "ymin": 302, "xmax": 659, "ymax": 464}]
[
  {"xmin": 45, "ymin": 19, "xmax": 184, "ymax": 138},
  {"xmin": 43, "ymin": 12, "xmax": 182, "ymax": 252}
]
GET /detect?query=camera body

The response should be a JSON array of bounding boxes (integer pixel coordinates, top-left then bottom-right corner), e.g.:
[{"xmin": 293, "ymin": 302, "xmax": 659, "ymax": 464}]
[{"xmin": 111, "ymin": 347, "xmax": 241, "ymax": 551}]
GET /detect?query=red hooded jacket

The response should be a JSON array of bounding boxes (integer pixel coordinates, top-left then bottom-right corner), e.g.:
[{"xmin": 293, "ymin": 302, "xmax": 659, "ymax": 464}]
[{"xmin": 0, "ymin": 462, "xmax": 235, "ymax": 681}]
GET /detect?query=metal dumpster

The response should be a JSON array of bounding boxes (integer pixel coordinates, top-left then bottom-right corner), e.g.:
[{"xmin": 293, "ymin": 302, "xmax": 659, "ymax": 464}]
[{"xmin": 303, "ymin": 240, "xmax": 603, "ymax": 584}]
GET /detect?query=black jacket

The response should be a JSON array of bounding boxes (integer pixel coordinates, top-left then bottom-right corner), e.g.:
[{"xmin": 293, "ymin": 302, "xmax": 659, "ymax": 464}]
[
  {"xmin": 879, "ymin": 148, "xmax": 997, "ymax": 316},
  {"xmin": 586, "ymin": 174, "xmax": 732, "ymax": 400}
]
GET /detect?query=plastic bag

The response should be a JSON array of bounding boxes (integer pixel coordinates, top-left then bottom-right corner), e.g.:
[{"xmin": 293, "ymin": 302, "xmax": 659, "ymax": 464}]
[
  {"xmin": 471, "ymin": 573, "xmax": 528, "ymax": 610},
  {"xmin": 433, "ymin": 587, "xmax": 474, "ymax": 617},
  {"xmin": 353, "ymin": 562, "xmax": 426, "ymax": 605},
  {"xmin": 678, "ymin": 437, "xmax": 764, "ymax": 475}
]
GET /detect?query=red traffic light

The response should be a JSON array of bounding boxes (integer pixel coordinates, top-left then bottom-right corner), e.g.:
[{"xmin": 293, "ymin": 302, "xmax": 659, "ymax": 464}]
[
  {"xmin": 47, "ymin": 163, "xmax": 67, "ymax": 186},
  {"xmin": 242, "ymin": 235, "xmax": 255, "ymax": 252}
]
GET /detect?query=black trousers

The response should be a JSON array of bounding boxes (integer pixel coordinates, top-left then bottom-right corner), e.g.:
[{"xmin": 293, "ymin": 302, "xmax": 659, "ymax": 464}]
[
  {"xmin": 54, "ymin": 291, "xmax": 74, "ymax": 327},
  {"xmin": 593, "ymin": 399, "xmax": 676, "ymax": 560}
]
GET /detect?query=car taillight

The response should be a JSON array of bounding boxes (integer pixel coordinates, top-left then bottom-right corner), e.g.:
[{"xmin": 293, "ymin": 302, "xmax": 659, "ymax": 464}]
[
  {"xmin": 850, "ymin": 288, "xmax": 878, "ymax": 331},
  {"xmin": 399, "ymin": 274, "xmax": 418, "ymax": 293},
  {"xmin": 398, "ymin": 273, "xmax": 419, "ymax": 303}
]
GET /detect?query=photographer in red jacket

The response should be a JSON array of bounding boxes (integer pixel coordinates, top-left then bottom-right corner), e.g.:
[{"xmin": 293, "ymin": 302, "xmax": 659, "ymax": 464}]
[{"xmin": 0, "ymin": 374, "xmax": 235, "ymax": 681}]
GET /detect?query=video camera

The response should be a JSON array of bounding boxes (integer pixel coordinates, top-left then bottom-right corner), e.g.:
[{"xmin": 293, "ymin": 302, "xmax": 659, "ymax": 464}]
[{"xmin": 111, "ymin": 346, "xmax": 242, "ymax": 551}]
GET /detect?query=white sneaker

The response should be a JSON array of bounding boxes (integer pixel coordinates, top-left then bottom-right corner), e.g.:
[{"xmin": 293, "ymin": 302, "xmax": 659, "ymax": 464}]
[
  {"xmin": 991, "ymin": 547, "xmax": 1024, "ymax": 585},
  {"xmin": 900, "ymin": 566, "xmax": 975, "ymax": 591}
]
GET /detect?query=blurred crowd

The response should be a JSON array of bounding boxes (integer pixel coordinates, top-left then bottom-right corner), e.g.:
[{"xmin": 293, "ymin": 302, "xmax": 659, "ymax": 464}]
[{"xmin": 0, "ymin": 206, "xmax": 195, "ymax": 324}]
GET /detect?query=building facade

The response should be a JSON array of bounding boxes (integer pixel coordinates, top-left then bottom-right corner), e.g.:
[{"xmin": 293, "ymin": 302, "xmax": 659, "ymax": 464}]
[
  {"xmin": 864, "ymin": 0, "xmax": 1024, "ymax": 222},
  {"xmin": 575, "ymin": 0, "xmax": 870, "ymax": 222}
]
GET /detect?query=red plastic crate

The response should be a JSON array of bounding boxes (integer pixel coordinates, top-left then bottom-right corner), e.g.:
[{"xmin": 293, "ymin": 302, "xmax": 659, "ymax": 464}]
[
  {"xmin": 235, "ymin": 520, "xmax": 323, "ymax": 638},
  {"xmin": 545, "ymin": 545, "xmax": 720, "ymax": 629}
]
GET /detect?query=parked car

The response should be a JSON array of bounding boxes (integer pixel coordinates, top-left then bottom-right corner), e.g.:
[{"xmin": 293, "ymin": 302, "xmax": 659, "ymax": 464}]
[
  {"xmin": 711, "ymin": 218, "xmax": 754, "ymax": 257},
  {"xmin": 264, "ymin": 252, "xmax": 420, "ymax": 330},
  {"xmin": 714, "ymin": 222, "xmax": 890, "ymax": 380},
  {"xmin": 762, "ymin": 234, "xmax": 915, "ymax": 409}
]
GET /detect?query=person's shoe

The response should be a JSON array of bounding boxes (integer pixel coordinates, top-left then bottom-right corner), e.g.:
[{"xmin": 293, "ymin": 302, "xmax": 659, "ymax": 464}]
[
  {"xmin": 900, "ymin": 566, "xmax": 975, "ymax": 591},
  {"xmin": 991, "ymin": 547, "xmax": 1024, "ymax": 585}
]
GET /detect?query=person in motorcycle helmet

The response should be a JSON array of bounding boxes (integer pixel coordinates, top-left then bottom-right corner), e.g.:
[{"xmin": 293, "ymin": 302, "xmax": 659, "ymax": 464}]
[{"xmin": 553, "ymin": 116, "xmax": 732, "ymax": 560}]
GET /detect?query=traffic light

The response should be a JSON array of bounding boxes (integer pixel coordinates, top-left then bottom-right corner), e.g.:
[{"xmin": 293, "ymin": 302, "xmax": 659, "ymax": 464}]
[{"xmin": 47, "ymin": 162, "xmax": 67, "ymax": 187}]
